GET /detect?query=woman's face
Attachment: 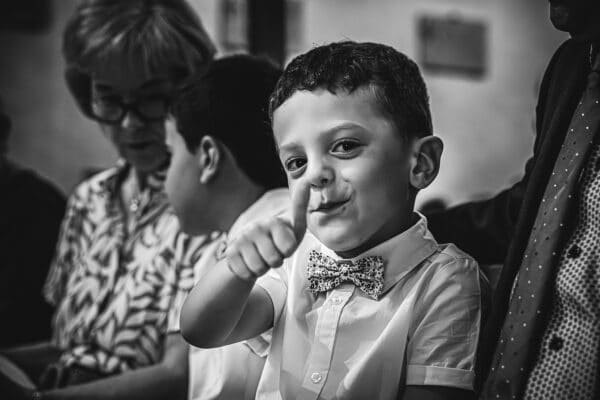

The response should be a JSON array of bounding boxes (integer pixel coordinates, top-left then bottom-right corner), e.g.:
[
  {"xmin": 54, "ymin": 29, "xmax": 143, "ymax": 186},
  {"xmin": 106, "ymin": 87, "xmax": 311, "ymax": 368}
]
[{"xmin": 90, "ymin": 64, "xmax": 173, "ymax": 175}]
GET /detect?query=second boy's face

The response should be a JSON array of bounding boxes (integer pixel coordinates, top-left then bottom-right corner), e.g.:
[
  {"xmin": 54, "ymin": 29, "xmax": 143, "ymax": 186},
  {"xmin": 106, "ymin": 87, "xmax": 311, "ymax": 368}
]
[
  {"xmin": 273, "ymin": 88, "xmax": 415, "ymax": 257},
  {"xmin": 164, "ymin": 118, "xmax": 205, "ymax": 235}
]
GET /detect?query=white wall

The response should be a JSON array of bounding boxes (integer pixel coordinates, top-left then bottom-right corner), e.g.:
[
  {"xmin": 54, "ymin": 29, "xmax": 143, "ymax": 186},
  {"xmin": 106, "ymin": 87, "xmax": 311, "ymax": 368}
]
[
  {"xmin": 1, "ymin": 0, "xmax": 567, "ymax": 202},
  {"xmin": 296, "ymin": 0, "xmax": 567, "ymax": 206}
]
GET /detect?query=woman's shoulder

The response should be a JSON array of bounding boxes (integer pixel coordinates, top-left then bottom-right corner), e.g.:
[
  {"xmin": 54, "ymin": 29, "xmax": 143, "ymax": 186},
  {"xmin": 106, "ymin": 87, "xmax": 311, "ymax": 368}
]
[{"xmin": 70, "ymin": 165, "xmax": 122, "ymax": 200}]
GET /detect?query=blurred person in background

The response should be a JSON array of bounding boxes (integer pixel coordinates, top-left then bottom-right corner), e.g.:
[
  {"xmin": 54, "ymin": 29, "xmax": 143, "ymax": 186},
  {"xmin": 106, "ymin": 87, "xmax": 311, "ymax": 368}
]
[
  {"xmin": 165, "ymin": 54, "xmax": 286, "ymax": 400},
  {"xmin": 0, "ymin": 0, "xmax": 216, "ymax": 399},
  {"xmin": 0, "ymin": 96, "xmax": 65, "ymax": 348},
  {"xmin": 426, "ymin": 0, "xmax": 600, "ymax": 398}
]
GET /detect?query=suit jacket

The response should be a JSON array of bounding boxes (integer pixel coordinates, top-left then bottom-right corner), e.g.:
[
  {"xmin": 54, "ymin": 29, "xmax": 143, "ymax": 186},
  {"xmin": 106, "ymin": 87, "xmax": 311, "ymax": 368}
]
[
  {"xmin": 0, "ymin": 159, "xmax": 66, "ymax": 347},
  {"xmin": 426, "ymin": 39, "xmax": 591, "ymax": 392}
]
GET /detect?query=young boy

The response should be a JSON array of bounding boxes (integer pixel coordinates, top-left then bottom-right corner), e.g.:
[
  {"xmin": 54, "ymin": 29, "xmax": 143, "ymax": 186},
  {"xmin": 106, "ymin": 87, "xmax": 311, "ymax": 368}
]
[
  {"xmin": 164, "ymin": 55, "xmax": 287, "ymax": 399},
  {"xmin": 181, "ymin": 42, "xmax": 484, "ymax": 400}
]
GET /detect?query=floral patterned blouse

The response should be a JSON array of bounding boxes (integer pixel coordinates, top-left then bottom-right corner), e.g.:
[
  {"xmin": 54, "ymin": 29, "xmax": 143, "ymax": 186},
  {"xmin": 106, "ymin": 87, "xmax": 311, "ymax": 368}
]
[{"xmin": 43, "ymin": 162, "xmax": 214, "ymax": 375}]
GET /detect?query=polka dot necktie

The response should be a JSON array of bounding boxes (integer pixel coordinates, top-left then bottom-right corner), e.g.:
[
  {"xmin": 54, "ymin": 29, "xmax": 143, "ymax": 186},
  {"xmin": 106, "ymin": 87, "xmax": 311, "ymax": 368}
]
[{"xmin": 481, "ymin": 45, "xmax": 600, "ymax": 400}]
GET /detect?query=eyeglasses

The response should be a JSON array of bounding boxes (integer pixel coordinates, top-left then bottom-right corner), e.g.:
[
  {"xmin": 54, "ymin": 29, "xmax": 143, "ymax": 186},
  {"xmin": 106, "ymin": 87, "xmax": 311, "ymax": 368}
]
[{"xmin": 90, "ymin": 95, "xmax": 171, "ymax": 124}]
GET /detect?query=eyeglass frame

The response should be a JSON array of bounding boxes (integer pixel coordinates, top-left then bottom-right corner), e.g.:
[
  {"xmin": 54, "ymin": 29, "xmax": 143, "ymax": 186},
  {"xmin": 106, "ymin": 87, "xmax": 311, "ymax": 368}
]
[{"xmin": 88, "ymin": 93, "xmax": 173, "ymax": 125}]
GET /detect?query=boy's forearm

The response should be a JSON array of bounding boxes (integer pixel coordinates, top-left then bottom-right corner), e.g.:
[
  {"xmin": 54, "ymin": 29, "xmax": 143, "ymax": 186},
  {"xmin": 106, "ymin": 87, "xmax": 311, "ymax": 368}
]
[{"xmin": 180, "ymin": 258, "xmax": 258, "ymax": 348}]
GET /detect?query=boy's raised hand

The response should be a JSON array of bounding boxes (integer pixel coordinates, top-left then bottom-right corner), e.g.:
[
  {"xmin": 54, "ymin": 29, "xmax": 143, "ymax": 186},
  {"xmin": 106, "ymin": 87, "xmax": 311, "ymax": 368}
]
[{"xmin": 225, "ymin": 181, "xmax": 310, "ymax": 281}]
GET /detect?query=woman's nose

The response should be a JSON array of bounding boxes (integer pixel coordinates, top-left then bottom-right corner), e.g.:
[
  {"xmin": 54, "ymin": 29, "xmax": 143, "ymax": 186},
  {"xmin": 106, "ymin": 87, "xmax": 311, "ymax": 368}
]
[{"xmin": 120, "ymin": 110, "xmax": 144, "ymax": 130}]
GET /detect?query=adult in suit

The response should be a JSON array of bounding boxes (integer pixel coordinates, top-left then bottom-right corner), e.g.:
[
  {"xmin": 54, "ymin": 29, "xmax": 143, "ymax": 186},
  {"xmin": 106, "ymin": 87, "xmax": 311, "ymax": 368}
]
[{"xmin": 427, "ymin": 1, "xmax": 600, "ymax": 399}]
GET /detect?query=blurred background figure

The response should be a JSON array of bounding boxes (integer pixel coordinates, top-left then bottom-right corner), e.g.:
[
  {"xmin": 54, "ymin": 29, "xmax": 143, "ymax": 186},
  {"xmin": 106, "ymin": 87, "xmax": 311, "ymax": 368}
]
[
  {"xmin": 0, "ymin": 95, "xmax": 65, "ymax": 348},
  {"xmin": 0, "ymin": 0, "xmax": 567, "ymax": 208},
  {"xmin": 0, "ymin": 0, "xmax": 216, "ymax": 399}
]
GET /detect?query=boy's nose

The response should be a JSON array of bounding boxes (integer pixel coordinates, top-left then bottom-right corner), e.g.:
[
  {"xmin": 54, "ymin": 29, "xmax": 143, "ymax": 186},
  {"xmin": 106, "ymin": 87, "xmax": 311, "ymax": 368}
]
[{"xmin": 306, "ymin": 160, "xmax": 334, "ymax": 188}]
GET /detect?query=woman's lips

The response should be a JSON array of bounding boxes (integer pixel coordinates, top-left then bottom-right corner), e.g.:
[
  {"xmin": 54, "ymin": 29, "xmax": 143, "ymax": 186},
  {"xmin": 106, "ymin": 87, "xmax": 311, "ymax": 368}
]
[{"xmin": 126, "ymin": 141, "xmax": 156, "ymax": 150}]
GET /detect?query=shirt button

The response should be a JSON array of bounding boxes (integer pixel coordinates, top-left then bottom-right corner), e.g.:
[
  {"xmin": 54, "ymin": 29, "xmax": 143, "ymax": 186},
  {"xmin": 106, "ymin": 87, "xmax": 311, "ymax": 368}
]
[
  {"xmin": 549, "ymin": 335, "xmax": 564, "ymax": 351},
  {"xmin": 310, "ymin": 372, "xmax": 322, "ymax": 384},
  {"xmin": 330, "ymin": 297, "xmax": 342, "ymax": 305},
  {"xmin": 567, "ymin": 244, "xmax": 581, "ymax": 259}
]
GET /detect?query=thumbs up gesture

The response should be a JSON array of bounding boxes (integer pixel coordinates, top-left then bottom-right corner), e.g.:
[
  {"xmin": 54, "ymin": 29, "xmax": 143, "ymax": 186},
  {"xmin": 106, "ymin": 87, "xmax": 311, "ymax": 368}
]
[{"xmin": 225, "ymin": 181, "xmax": 310, "ymax": 281}]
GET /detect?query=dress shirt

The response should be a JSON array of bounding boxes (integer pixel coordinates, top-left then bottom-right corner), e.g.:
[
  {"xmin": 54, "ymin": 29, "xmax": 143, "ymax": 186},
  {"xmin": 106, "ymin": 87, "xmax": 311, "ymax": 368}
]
[{"xmin": 256, "ymin": 213, "xmax": 483, "ymax": 400}]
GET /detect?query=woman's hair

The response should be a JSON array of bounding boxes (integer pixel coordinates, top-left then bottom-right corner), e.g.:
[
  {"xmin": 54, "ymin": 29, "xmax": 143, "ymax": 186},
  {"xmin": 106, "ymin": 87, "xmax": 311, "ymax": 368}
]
[
  {"xmin": 170, "ymin": 54, "xmax": 287, "ymax": 190},
  {"xmin": 63, "ymin": 0, "xmax": 216, "ymax": 117},
  {"xmin": 269, "ymin": 41, "xmax": 433, "ymax": 140}
]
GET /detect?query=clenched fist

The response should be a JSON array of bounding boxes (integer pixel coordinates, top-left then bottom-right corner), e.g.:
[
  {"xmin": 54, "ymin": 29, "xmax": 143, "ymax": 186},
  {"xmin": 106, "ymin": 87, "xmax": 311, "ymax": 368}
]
[{"xmin": 225, "ymin": 181, "xmax": 310, "ymax": 281}]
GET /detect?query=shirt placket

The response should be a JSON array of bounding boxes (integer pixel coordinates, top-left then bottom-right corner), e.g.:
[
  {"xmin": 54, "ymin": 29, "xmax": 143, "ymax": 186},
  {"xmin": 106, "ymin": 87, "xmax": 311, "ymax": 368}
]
[{"xmin": 299, "ymin": 286, "xmax": 354, "ymax": 400}]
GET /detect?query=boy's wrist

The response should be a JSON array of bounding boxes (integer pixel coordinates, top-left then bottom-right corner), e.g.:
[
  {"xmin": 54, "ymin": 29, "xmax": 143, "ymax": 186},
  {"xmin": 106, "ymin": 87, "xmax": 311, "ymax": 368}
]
[{"xmin": 226, "ymin": 261, "xmax": 257, "ymax": 283}]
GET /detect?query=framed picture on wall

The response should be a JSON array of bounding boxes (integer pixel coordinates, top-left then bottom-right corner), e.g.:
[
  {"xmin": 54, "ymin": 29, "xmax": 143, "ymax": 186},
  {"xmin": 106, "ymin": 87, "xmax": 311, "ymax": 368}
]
[
  {"xmin": 418, "ymin": 14, "xmax": 487, "ymax": 78},
  {"xmin": 219, "ymin": 0, "xmax": 249, "ymax": 52}
]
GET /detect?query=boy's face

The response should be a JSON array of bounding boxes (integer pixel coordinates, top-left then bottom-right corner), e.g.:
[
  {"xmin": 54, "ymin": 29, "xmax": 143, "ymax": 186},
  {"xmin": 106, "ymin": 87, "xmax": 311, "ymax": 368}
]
[
  {"xmin": 164, "ymin": 118, "xmax": 206, "ymax": 235},
  {"xmin": 273, "ymin": 87, "xmax": 415, "ymax": 256}
]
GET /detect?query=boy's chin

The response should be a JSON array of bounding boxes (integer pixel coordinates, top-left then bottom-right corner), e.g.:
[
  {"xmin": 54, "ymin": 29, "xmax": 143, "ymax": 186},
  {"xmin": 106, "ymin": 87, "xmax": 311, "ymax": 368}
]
[{"xmin": 312, "ymin": 229, "xmax": 365, "ymax": 258}]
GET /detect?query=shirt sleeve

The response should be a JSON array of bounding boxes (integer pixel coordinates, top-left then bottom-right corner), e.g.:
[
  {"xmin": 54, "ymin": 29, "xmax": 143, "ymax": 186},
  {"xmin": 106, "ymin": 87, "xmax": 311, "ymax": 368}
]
[
  {"xmin": 42, "ymin": 186, "xmax": 87, "ymax": 306},
  {"xmin": 166, "ymin": 264, "xmax": 196, "ymax": 334},
  {"xmin": 166, "ymin": 230, "xmax": 221, "ymax": 334},
  {"xmin": 405, "ymin": 255, "xmax": 482, "ymax": 391},
  {"xmin": 255, "ymin": 263, "xmax": 289, "ymax": 326}
]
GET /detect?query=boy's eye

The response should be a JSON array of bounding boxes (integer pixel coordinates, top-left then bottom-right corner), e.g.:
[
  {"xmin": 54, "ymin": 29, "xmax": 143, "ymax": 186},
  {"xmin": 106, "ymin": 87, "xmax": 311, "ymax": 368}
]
[
  {"xmin": 284, "ymin": 157, "xmax": 307, "ymax": 172},
  {"xmin": 331, "ymin": 139, "xmax": 361, "ymax": 155}
]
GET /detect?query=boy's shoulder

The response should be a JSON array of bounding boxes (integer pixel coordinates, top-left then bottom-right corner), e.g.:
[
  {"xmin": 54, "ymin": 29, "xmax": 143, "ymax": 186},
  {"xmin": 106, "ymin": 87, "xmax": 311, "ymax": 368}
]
[
  {"xmin": 433, "ymin": 242, "xmax": 479, "ymax": 266},
  {"xmin": 229, "ymin": 187, "xmax": 290, "ymax": 238},
  {"xmin": 420, "ymin": 242, "xmax": 481, "ymax": 288}
]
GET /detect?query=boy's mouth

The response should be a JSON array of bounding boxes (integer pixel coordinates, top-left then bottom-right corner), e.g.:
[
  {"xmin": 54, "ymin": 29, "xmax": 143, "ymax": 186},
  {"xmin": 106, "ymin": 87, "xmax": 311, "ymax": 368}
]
[{"xmin": 313, "ymin": 198, "xmax": 350, "ymax": 213}]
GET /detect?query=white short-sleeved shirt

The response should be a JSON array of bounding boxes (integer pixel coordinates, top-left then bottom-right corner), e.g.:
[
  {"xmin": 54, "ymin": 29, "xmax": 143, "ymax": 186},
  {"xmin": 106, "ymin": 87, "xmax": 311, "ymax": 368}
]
[
  {"xmin": 255, "ymin": 213, "xmax": 483, "ymax": 400},
  {"xmin": 168, "ymin": 188, "xmax": 290, "ymax": 400}
]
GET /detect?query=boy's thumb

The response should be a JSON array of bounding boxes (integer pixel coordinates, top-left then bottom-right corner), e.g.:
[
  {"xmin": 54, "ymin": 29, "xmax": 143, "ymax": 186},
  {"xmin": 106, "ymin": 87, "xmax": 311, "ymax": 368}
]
[{"xmin": 291, "ymin": 180, "xmax": 310, "ymax": 241}]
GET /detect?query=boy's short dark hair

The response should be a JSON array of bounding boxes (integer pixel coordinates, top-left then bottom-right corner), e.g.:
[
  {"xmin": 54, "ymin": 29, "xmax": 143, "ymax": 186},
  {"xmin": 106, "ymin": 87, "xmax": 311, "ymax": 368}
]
[
  {"xmin": 171, "ymin": 54, "xmax": 287, "ymax": 190},
  {"xmin": 269, "ymin": 41, "xmax": 433, "ymax": 140}
]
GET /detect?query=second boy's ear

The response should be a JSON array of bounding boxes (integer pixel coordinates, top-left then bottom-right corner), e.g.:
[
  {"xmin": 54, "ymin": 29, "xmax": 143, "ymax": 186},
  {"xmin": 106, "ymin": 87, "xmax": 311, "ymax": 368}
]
[
  {"xmin": 409, "ymin": 136, "xmax": 443, "ymax": 190},
  {"xmin": 197, "ymin": 135, "xmax": 221, "ymax": 184}
]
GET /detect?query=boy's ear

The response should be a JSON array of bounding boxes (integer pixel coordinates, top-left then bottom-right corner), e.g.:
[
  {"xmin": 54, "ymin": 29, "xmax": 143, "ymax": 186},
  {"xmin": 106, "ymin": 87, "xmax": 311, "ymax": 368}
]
[
  {"xmin": 197, "ymin": 135, "xmax": 221, "ymax": 184},
  {"xmin": 409, "ymin": 136, "xmax": 443, "ymax": 190}
]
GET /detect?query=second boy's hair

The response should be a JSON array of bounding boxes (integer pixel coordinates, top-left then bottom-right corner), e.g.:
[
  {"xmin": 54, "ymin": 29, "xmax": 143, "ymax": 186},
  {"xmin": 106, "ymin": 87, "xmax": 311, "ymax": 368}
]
[
  {"xmin": 269, "ymin": 41, "xmax": 433, "ymax": 140},
  {"xmin": 171, "ymin": 54, "xmax": 287, "ymax": 190}
]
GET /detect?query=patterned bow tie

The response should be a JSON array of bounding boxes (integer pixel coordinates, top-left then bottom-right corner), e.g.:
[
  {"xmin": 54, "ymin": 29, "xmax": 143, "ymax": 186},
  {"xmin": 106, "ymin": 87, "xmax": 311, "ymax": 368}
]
[{"xmin": 307, "ymin": 250, "xmax": 385, "ymax": 300}]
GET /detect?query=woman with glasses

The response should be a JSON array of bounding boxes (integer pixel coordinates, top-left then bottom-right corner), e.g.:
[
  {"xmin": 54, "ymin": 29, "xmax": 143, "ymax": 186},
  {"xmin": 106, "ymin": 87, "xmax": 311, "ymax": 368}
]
[{"xmin": 0, "ymin": 1, "xmax": 216, "ymax": 399}]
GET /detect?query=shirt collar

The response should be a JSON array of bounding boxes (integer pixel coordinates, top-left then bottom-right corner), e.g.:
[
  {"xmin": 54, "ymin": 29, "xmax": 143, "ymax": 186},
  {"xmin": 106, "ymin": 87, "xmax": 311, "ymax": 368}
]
[
  {"xmin": 101, "ymin": 159, "xmax": 166, "ymax": 196},
  {"xmin": 317, "ymin": 212, "xmax": 439, "ymax": 293}
]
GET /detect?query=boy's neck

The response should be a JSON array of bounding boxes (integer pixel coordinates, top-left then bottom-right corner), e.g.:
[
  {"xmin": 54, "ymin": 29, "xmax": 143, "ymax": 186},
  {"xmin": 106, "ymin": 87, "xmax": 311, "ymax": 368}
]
[
  {"xmin": 334, "ymin": 212, "xmax": 419, "ymax": 259},
  {"xmin": 217, "ymin": 175, "xmax": 265, "ymax": 234}
]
